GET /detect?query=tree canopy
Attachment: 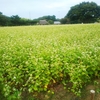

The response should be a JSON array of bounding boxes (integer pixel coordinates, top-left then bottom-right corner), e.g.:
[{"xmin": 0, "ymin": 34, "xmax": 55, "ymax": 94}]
[
  {"xmin": 0, "ymin": 13, "xmax": 57, "ymax": 26},
  {"xmin": 0, "ymin": 2, "xmax": 100, "ymax": 26},
  {"xmin": 65, "ymin": 2, "xmax": 100, "ymax": 23},
  {"xmin": 0, "ymin": 12, "xmax": 10, "ymax": 26}
]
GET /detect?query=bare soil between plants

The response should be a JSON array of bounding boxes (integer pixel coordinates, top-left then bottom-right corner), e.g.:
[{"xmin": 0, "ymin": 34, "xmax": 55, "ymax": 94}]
[{"xmin": 35, "ymin": 79, "xmax": 100, "ymax": 100}]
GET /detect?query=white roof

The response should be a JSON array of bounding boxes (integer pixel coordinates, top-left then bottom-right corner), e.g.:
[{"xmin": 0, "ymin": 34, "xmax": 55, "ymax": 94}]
[{"xmin": 54, "ymin": 21, "xmax": 60, "ymax": 24}]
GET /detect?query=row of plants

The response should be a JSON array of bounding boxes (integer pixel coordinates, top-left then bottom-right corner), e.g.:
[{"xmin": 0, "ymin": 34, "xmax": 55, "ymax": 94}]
[{"xmin": 0, "ymin": 24, "xmax": 100, "ymax": 99}]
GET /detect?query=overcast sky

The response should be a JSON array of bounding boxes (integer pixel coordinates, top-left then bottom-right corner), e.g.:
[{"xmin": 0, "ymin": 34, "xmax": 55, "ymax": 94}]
[{"xmin": 0, "ymin": 0, "xmax": 100, "ymax": 19}]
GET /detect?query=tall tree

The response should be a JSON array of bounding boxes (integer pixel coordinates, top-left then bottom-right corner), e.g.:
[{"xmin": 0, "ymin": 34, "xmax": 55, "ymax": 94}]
[
  {"xmin": 10, "ymin": 15, "xmax": 21, "ymax": 26},
  {"xmin": 0, "ymin": 12, "xmax": 10, "ymax": 26},
  {"xmin": 65, "ymin": 2, "xmax": 100, "ymax": 23},
  {"xmin": 0, "ymin": 12, "xmax": 2, "ymax": 15}
]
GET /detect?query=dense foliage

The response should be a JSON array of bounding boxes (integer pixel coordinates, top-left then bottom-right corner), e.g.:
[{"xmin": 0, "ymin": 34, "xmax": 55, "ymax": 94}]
[
  {"xmin": 0, "ymin": 13, "xmax": 38, "ymax": 26},
  {"xmin": 65, "ymin": 2, "xmax": 100, "ymax": 23},
  {"xmin": 0, "ymin": 2, "xmax": 100, "ymax": 25},
  {"xmin": 0, "ymin": 13, "xmax": 57, "ymax": 26},
  {"xmin": 0, "ymin": 24, "xmax": 100, "ymax": 99}
]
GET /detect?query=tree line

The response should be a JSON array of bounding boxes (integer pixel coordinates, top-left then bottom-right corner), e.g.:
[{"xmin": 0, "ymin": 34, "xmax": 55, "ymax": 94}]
[
  {"xmin": 61, "ymin": 2, "xmax": 100, "ymax": 24},
  {"xmin": 0, "ymin": 12, "xmax": 58, "ymax": 26},
  {"xmin": 0, "ymin": 1, "xmax": 100, "ymax": 26}
]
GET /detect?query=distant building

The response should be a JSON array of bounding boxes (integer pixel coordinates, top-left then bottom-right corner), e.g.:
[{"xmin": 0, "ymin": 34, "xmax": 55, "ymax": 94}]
[
  {"xmin": 39, "ymin": 20, "xmax": 48, "ymax": 25},
  {"xmin": 54, "ymin": 21, "xmax": 61, "ymax": 25}
]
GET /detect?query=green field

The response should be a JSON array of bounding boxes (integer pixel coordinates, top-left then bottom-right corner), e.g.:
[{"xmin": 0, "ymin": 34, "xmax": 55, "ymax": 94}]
[{"xmin": 0, "ymin": 24, "xmax": 100, "ymax": 99}]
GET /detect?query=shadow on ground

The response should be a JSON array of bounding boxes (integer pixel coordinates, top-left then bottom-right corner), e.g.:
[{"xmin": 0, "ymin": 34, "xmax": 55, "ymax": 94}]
[{"xmin": 36, "ymin": 79, "xmax": 100, "ymax": 100}]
